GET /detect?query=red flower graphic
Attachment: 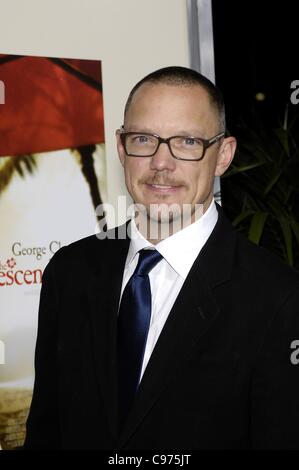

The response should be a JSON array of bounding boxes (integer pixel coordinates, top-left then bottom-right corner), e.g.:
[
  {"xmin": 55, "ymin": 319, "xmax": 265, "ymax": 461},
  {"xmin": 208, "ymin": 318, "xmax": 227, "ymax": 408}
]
[{"xmin": 7, "ymin": 257, "xmax": 16, "ymax": 269}]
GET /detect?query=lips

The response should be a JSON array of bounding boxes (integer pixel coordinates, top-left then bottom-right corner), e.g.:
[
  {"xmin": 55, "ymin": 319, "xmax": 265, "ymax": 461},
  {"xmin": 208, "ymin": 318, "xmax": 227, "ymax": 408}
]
[
  {"xmin": 151, "ymin": 184, "xmax": 175, "ymax": 189},
  {"xmin": 145, "ymin": 183, "xmax": 182, "ymax": 193}
]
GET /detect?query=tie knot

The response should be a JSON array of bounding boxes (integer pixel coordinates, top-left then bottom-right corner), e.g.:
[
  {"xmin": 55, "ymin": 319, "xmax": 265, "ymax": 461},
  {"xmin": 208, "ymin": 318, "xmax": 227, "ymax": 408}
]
[{"xmin": 134, "ymin": 249, "xmax": 163, "ymax": 276}]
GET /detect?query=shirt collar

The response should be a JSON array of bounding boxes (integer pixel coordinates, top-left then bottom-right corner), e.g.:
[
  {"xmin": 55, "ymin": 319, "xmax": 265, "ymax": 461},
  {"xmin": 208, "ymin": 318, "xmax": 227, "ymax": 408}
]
[
  {"xmin": 126, "ymin": 199, "xmax": 218, "ymax": 278},
  {"xmin": 125, "ymin": 220, "xmax": 154, "ymax": 268}
]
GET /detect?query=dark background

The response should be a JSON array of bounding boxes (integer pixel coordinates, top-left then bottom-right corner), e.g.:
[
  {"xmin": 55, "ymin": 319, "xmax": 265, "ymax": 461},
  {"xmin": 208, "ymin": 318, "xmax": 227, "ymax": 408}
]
[
  {"xmin": 212, "ymin": 0, "xmax": 299, "ymax": 269},
  {"xmin": 212, "ymin": 0, "xmax": 297, "ymax": 130}
]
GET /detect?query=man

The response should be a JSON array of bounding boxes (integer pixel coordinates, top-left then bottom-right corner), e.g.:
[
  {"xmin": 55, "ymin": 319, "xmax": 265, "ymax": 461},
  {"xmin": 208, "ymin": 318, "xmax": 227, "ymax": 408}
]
[{"xmin": 25, "ymin": 66, "xmax": 299, "ymax": 450}]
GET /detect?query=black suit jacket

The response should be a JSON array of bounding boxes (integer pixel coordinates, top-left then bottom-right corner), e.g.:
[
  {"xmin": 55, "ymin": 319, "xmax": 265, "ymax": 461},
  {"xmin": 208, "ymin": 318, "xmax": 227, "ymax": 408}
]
[{"xmin": 24, "ymin": 205, "xmax": 299, "ymax": 449}]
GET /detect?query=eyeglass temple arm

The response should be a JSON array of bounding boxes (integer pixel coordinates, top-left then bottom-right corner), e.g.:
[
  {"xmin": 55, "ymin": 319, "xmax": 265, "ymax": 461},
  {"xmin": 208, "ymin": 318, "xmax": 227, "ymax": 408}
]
[{"xmin": 208, "ymin": 132, "xmax": 225, "ymax": 144}]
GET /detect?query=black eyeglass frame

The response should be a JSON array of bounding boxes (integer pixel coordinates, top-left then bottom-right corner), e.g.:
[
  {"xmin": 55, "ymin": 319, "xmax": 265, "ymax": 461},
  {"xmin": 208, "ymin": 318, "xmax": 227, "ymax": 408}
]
[{"xmin": 119, "ymin": 127, "xmax": 225, "ymax": 161}]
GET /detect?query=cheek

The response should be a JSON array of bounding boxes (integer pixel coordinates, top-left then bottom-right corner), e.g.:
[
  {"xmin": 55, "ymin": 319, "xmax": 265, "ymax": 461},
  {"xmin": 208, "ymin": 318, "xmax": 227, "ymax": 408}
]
[
  {"xmin": 189, "ymin": 164, "xmax": 215, "ymax": 195},
  {"xmin": 124, "ymin": 159, "xmax": 146, "ymax": 187}
]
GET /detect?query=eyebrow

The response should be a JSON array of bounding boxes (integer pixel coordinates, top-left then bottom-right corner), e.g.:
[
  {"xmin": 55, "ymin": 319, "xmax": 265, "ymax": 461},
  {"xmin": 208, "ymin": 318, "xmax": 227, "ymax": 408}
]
[{"xmin": 124, "ymin": 126, "xmax": 207, "ymax": 137}]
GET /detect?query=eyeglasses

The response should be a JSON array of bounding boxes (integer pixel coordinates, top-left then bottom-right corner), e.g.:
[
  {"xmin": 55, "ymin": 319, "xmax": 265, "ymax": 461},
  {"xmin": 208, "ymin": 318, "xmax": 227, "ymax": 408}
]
[{"xmin": 119, "ymin": 127, "xmax": 225, "ymax": 161}]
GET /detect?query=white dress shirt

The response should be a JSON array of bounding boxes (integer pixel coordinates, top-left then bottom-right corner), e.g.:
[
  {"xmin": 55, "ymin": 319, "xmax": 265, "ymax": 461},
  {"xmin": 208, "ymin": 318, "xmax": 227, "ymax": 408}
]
[{"xmin": 119, "ymin": 199, "xmax": 218, "ymax": 381}]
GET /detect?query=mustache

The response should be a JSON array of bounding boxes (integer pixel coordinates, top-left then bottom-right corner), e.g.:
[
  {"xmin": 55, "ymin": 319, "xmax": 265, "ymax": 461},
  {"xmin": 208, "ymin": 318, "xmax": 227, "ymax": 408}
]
[{"xmin": 141, "ymin": 176, "xmax": 185, "ymax": 187}]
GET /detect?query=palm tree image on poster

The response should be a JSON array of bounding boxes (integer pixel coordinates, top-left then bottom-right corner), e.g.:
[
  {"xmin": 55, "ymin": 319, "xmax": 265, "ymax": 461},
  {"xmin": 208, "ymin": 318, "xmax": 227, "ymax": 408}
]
[
  {"xmin": 0, "ymin": 54, "xmax": 107, "ymax": 449},
  {"xmin": 0, "ymin": 146, "xmax": 105, "ymax": 214},
  {"xmin": 0, "ymin": 55, "xmax": 106, "ymax": 214}
]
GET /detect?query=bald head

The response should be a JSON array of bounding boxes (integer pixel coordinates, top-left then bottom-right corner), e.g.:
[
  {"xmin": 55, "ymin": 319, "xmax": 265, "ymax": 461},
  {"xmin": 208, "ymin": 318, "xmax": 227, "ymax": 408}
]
[{"xmin": 124, "ymin": 66, "xmax": 226, "ymax": 133}]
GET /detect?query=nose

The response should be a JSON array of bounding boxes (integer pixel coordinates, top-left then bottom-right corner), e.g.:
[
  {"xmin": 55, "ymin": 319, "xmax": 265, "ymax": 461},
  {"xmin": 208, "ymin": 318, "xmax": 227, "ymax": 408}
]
[{"xmin": 149, "ymin": 141, "xmax": 176, "ymax": 172}]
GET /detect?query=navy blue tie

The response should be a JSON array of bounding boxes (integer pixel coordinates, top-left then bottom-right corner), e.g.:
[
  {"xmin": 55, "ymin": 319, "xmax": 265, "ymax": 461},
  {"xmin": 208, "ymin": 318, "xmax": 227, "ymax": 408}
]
[{"xmin": 117, "ymin": 248, "xmax": 163, "ymax": 428}]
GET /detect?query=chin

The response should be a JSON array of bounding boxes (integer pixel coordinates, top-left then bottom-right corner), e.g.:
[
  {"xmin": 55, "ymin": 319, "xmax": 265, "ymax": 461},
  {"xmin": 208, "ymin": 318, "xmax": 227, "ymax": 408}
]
[{"xmin": 147, "ymin": 203, "xmax": 186, "ymax": 224}]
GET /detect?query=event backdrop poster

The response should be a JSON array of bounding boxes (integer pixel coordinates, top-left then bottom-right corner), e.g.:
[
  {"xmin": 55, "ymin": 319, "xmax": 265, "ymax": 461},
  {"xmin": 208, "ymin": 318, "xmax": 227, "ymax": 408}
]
[{"xmin": 0, "ymin": 54, "xmax": 106, "ymax": 449}]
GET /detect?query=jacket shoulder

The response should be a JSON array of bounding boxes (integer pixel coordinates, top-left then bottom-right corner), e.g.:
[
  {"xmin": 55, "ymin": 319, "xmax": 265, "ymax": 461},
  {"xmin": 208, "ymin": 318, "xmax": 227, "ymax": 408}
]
[
  {"xmin": 44, "ymin": 222, "xmax": 129, "ymax": 273},
  {"xmin": 235, "ymin": 230, "xmax": 299, "ymax": 289}
]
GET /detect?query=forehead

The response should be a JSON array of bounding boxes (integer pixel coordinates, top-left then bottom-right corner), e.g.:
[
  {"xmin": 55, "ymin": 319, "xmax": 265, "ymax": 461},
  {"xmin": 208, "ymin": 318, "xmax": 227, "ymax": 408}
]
[{"xmin": 125, "ymin": 82, "xmax": 219, "ymax": 135}]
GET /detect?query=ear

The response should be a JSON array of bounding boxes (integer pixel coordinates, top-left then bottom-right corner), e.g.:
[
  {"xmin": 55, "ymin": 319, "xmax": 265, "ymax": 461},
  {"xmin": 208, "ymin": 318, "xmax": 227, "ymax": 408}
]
[
  {"xmin": 215, "ymin": 136, "xmax": 237, "ymax": 177},
  {"xmin": 116, "ymin": 129, "xmax": 126, "ymax": 167}
]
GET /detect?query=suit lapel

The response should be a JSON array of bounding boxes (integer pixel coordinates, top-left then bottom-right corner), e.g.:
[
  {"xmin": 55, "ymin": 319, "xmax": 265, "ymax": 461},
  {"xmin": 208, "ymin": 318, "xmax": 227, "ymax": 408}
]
[
  {"xmin": 118, "ymin": 206, "xmax": 237, "ymax": 447},
  {"xmin": 87, "ymin": 225, "xmax": 130, "ymax": 439}
]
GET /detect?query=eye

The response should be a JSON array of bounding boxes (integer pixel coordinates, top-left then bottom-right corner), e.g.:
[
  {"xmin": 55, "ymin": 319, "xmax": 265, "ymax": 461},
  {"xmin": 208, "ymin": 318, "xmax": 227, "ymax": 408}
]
[
  {"xmin": 183, "ymin": 137, "xmax": 197, "ymax": 146},
  {"xmin": 131, "ymin": 134, "xmax": 150, "ymax": 144}
]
